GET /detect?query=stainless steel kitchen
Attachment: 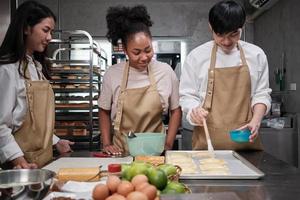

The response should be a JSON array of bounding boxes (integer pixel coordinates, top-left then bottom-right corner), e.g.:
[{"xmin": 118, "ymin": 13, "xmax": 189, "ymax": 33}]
[{"xmin": 0, "ymin": 0, "xmax": 300, "ymax": 199}]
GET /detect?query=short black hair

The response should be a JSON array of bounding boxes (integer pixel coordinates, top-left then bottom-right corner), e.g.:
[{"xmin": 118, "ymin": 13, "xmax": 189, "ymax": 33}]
[
  {"xmin": 106, "ymin": 5, "xmax": 153, "ymax": 47},
  {"xmin": 209, "ymin": 0, "xmax": 245, "ymax": 34}
]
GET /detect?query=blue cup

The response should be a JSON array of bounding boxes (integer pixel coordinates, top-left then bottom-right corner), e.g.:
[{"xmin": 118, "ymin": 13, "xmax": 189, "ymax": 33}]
[{"xmin": 229, "ymin": 129, "xmax": 251, "ymax": 143}]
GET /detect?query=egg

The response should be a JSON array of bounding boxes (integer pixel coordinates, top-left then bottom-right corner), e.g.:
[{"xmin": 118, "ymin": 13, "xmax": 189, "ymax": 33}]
[
  {"xmin": 140, "ymin": 185, "xmax": 157, "ymax": 200},
  {"xmin": 116, "ymin": 180, "xmax": 134, "ymax": 197},
  {"xmin": 135, "ymin": 182, "xmax": 150, "ymax": 191},
  {"xmin": 131, "ymin": 174, "xmax": 148, "ymax": 188},
  {"xmin": 127, "ymin": 191, "xmax": 148, "ymax": 200},
  {"xmin": 106, "ymin": 175, "xmax": 121, "ymax": 193},
  {"xmin": 92, "ymin": 184, "xmax": 109, "ymax": 200},
  {"xmin": 105, "ymin": 194, "xmax": 126, "ymax": 200}
]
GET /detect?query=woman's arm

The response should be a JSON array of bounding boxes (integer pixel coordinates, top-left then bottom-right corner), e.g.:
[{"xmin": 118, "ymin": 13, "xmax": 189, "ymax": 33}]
[
  {"xmin": 165, "ymin": 107, "xmax": 182, "ymax": 150},
  {"xmin": 99, "ymin": 108, "xmax": 122, "ymax": 154}
]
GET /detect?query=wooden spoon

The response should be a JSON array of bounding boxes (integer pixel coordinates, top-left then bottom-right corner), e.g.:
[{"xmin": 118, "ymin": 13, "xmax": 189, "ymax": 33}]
[{"xmin": 203, "ymin": 118, "xmax": 215, "ymax": 158}]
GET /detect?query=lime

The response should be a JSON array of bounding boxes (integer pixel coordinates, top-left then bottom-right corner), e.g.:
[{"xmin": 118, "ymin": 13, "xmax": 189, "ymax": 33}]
[
  {"xmin": 157, "ymin": 164, "xmax": 177, "ymax": 176},
  {"xmin": 161, "ymin": 188, "xmax": 178, "ymax": 194},
  {"xmin": 147, "ymin": 168, "xmax": 168, "ymax": 190},
  {"xmin": 121, "ymin": 163, "xmax": 131, "ymax": 173},
  {"xmin": 164, "ymin": 181, "xmax": 185, "ymax": 193}
]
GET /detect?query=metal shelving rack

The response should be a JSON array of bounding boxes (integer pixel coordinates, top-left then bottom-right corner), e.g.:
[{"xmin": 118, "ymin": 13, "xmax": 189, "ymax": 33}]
[{"xmin": 49, "ymin": 30, "xmax": 107, "ymax": 150}]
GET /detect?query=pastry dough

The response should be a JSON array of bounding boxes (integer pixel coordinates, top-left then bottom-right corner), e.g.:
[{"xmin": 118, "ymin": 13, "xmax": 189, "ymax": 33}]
[
  {"xmin": 57, "ymin": 167, "xmax": 100, "ymax": 182},
  {"xmin": 199, "ymin": 158, "xmax": 229, "ymax": 175},
  {"xmin": 135, "ymin": 156, "xmax": 165, "ymax": 165},
  {"xmin": 167, "ymin": 152, "xmax": 197, "ymax": 173}
]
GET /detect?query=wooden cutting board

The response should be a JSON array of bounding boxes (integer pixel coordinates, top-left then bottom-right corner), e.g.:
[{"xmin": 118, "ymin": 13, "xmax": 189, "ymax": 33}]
[{"xmin": 43, "ymin": 157, "xmax": 133, "ymax": 173}]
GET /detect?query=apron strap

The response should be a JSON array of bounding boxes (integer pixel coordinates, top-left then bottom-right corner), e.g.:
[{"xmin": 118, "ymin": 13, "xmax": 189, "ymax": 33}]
[
  {"xmin": 203, "ymin": 43, "xmax": 217, "ymax": 110},
  {"xmin": 238, "ymin": 43, "xmax": 248, "ymax": 66},
  {"xmin": 24, "ymin": 63, "xmax": 37, "ymax": 131}
]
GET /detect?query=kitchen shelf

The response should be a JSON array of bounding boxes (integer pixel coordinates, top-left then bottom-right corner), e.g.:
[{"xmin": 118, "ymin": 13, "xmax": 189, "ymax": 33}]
[{"xmin": 49, "ymin": 30, "xmax": 107, "ymax": 150}]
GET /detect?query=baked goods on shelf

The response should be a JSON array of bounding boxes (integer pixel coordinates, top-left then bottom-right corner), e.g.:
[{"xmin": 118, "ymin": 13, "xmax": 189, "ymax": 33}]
[
  {"xmin": 55, "ymin": 129, "xmax": 69, "ymax": 136},
  {"xmin": 63, "ymin": 65, "xmax": 71, "ymax": 70},
  {"xmin": 74, "ymin": 66, "xmax": 82, "ymax": 70},
  {"xmin": 67, "ymin": 75, "xmax": 77, "ymax": 79},
  {"xmin": 52, "ymin": 84, "xmax": 61, "ymax": 88},
  {"xmin": 51, "ymin": 75, "xmax": 61, "ymax": 79},
  {"xmin": 73, "ymin": 129, "xmax": 87, "ymax": 136},
  {"xmin": 78, "ymin": 84, "xmax": 90, "ymax": 89},
  {"xmin": 55, "ymin": 103, "xmax": 90, "ymax": 108},
  {"xmin": 65, "ymin": 84, "xmax": 76, "ymax": 89}
]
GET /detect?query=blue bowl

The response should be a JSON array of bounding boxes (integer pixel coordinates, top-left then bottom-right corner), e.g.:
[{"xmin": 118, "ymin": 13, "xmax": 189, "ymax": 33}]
[
  {"xmin": 126, "ymin": 132, "xmax": 166, "ymax": 156},
  {"xmin": 229, "ymin": 129, "xmax": 251, "ymax": 143}
]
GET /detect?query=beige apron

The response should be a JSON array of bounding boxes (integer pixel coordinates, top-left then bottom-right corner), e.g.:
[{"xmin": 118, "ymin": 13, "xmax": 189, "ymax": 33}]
[
  {"xmin": 113, "ymin": 62, "xmax": 164, "ymax": 154},
  {"xmin": 13, "ymin": 65, "xmax": 54, "ymax": 168},
  {"xmin": 192, "ymin": 43, "xmax": 263, "ymax": 150}
]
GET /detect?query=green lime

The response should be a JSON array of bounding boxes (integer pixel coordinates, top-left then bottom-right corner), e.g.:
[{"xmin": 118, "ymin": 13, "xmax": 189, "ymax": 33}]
[
  {"xmin": 164, "ymin": 181, "xmax": 185, "ymax": 193},
  {"xmin": 147, "ymin": 168, "xmax": 168, "ymax": 190},
  {"xmin": 161, "ymin": 188, "xmax": 178, "ymax": 194},
  {"xmin": 121, "ymin": 163, "xmax": 131, "ymax": 173},
  {"xmin": 157, "ymin": 164, "xmax": 177, "ymax": 176}
]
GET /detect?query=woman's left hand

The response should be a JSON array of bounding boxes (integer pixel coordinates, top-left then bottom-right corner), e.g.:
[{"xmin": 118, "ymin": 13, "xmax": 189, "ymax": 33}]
[
  {"xmin": 237, "ymin": 120, "xmax": 261, "ymax": 142},
  {"xmin": 55, "ymin": 139, "xmax": 75, "ymax": 154}
]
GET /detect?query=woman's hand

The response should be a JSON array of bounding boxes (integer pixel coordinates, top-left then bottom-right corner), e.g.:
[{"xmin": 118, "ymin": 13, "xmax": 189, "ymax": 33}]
[
  {"xmin": 237, "ymin": 120, "xmax": 261, "ymax": 142},
  {"xmin": 11, "ymin": 156, "xmax": 37, "ymax": 169},
  {"xmin": 190, "ymin": 106, "xmax": 209, "ymax": 126},
  {"xmin": 103, "ymin": 144, "xmax": 123, "ymax": 155},
  {"xmin": 55, "ymin": 139, "xmax": 74, "ymax": 154}
]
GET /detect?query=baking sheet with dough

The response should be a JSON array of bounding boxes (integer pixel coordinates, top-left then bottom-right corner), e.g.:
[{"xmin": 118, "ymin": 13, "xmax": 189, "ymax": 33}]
[
  {"xmin": 43, "ymin": 157, "xmax": 133, "ymax": 173},
  {"xmin": 165, "ymin": 150, "xmax": 264, "ymax": 179}
]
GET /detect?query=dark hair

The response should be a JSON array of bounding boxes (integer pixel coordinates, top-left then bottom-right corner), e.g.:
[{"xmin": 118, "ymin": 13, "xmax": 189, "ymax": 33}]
[
  {"xmin": 209, "ymin": 0, "xmax": 245, "ymax": 34},
  {"xmin": 106, "ymin": 5, "xmax": 153, "ymax": 48},
  {"xmin": 0, "ymin": 0, "xmax": 56, "ymax": 79}
]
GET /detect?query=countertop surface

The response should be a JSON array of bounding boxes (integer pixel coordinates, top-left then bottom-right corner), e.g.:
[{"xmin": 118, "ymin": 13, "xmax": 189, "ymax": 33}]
[{"xmin": 57, "ymin": 151, "xmax": 300, "ymax": 200}]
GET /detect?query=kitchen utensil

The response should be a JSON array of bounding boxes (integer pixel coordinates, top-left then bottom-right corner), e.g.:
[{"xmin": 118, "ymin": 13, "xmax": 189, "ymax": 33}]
[
  {"xmin": 127, "ymin": 131, "xmax": 137, "ymax": 138},
  {"xmin": 0, "ymin": 169, "xmax": 55, "ymax": 200},
  {"xmin": 229, "ymin": 129, "xmax": 251, "ymax": 143},
  {"xmin": 203, "ymin": 118, "xmax": 215, "ymax": 158},
  {"xmin": 92, "ymin": 151, "xmax": 128, "ymax": 158},
  {"xmin": 126, "ymin": 132, "xmax": 166, "ymax": 156}
]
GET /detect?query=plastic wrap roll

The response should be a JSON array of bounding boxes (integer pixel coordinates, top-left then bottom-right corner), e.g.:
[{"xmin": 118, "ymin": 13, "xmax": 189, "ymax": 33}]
[{"xmin": 57, "ymin": 167, "xmax": 101, "ymax": 182}]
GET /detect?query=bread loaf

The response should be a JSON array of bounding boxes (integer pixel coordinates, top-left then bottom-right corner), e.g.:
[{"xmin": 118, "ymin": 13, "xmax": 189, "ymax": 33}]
[{"xmin": 57, "ymin": 167, "xmax": 101, "ymax": 182}]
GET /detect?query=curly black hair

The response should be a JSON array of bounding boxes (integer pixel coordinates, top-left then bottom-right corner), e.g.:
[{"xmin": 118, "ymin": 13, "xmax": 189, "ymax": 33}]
[{"xmin": 106, "ymin": 5, "xmax": 153, "ymax": 47}]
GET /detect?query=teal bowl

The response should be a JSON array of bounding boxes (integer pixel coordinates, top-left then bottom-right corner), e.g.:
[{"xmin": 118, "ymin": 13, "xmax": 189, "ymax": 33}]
[
  {"xmin": 229, "ymin": 129, "xmax": 251, "ymax": 143},
  {"xmin": 126, "ymin": 132, "xmax": 166, "ymax": 156}
]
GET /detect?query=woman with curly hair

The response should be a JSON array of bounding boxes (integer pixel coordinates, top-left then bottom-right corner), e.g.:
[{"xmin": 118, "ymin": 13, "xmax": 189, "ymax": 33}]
[{"xmin": 99, "ymin": 5, "xmax": 181, "ymax": 155}]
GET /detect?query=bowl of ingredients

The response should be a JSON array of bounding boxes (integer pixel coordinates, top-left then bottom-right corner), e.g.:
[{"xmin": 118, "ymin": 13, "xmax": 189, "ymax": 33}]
[
  {"xmin": 229, "ymin": 129, "xmax": 251, "ymax": 143},
  {"xmin": 0, "ymin": 169, "xmax": 55, "ymax": 200},
  {"xmin": 127, "ymin": 132, "xmax": 166, "ymax": 156}
]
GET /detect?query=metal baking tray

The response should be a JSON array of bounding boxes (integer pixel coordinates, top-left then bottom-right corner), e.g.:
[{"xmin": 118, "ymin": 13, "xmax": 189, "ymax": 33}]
[{"xmin": 165, "ymin": 150, "xmax": 264, "ymax": 179}]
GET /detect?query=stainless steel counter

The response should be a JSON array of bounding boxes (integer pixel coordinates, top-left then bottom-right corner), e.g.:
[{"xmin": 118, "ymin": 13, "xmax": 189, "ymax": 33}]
[
  {"xmin": 163, "ymin": 151, "xmax": 300, "ymax": 200},
  {"xmin": 59, "ymin": 151, "xmax": 300, "ymax": 200}
]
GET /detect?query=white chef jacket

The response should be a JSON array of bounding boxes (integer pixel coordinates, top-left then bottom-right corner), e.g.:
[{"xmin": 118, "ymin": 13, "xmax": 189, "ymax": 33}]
[
  {"xmin": 179, "ymin": 40, "xmax": 272, "ymax": 126},
  {"xmin": 0, "ymin": 56, "xmax": 59, "ymax": 163}
]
